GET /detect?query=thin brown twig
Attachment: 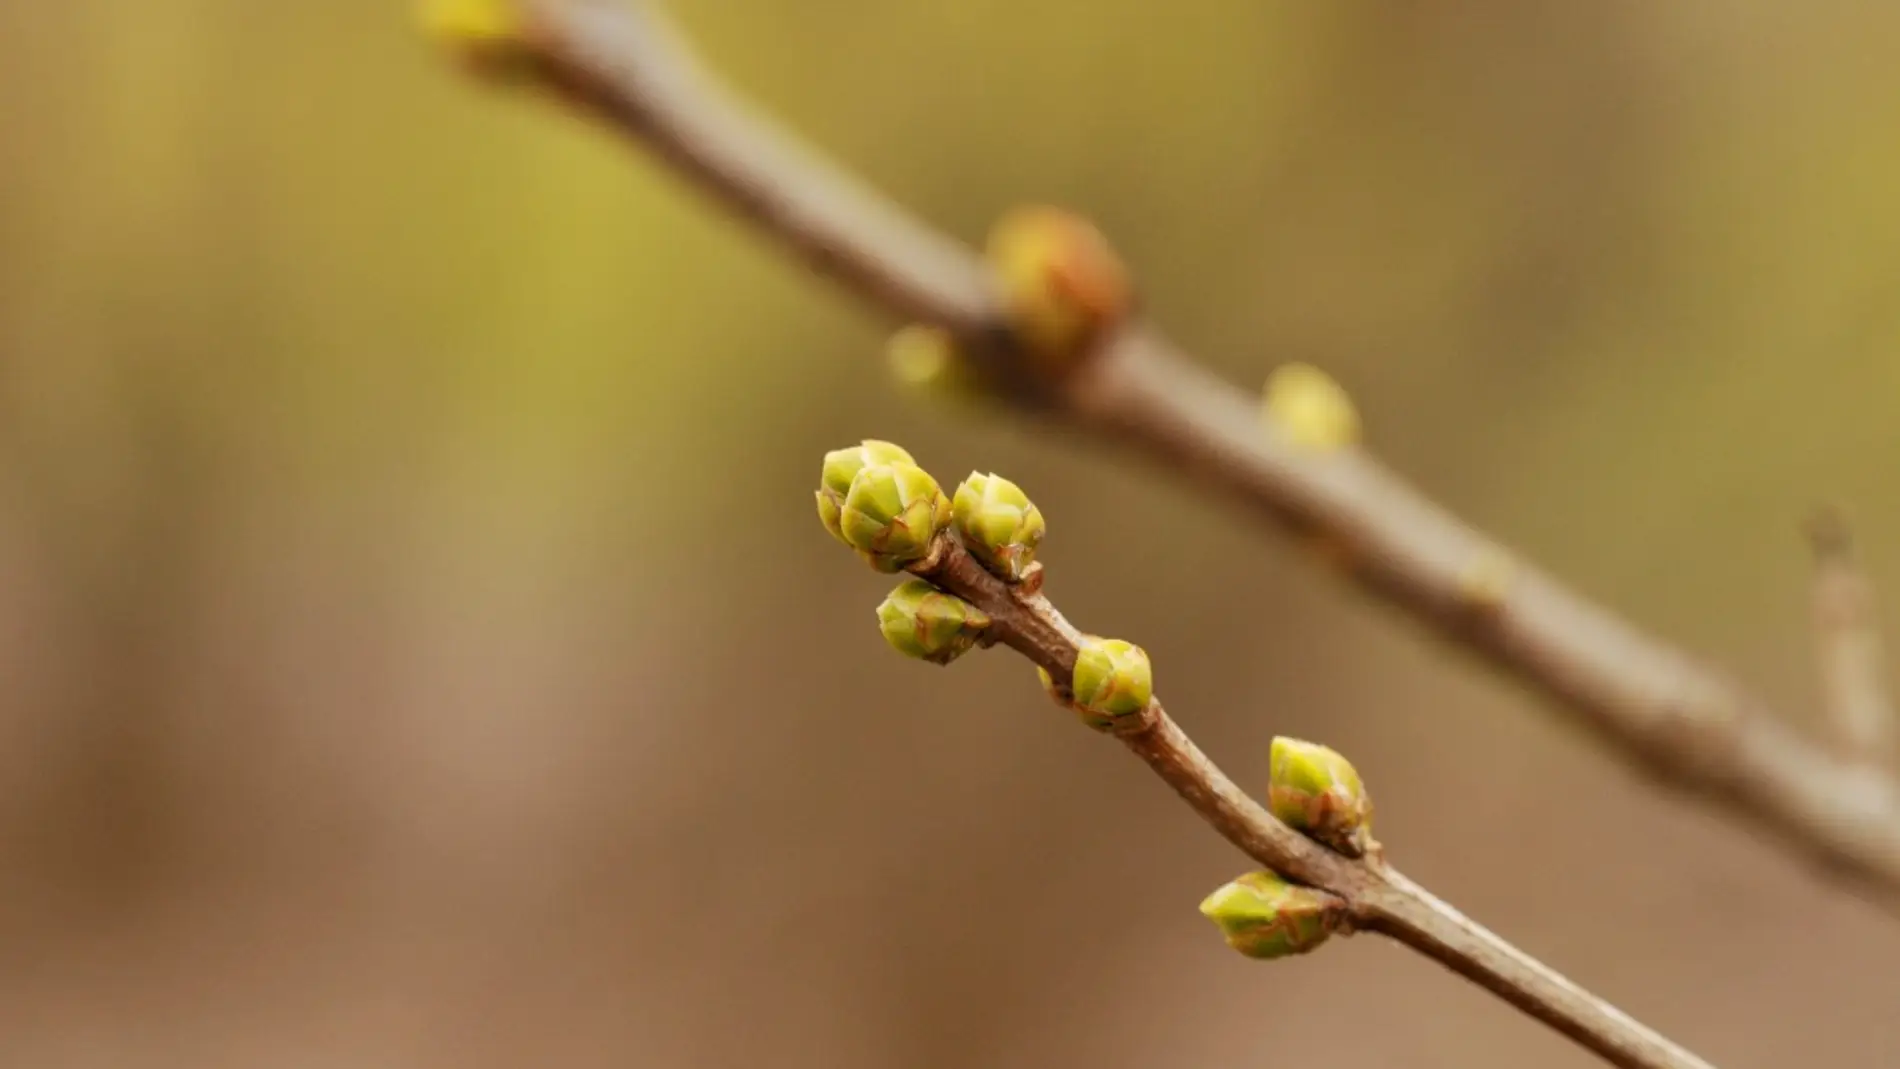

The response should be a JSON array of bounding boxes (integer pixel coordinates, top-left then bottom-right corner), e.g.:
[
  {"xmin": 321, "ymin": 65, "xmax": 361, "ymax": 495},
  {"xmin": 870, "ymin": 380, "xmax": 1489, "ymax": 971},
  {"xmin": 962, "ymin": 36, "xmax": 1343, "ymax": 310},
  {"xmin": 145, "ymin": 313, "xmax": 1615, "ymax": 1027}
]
[
  {"xmin": 909, "ymin": 535, "xmax": 1715, "ymax": 1069},
  {"xmin": 1808, "ymin": 507, "xmax": 1894, "ymax": 767},
  {"xmin": 439, "ymin": 0, "xmax": 1900, "ymax": 910}
]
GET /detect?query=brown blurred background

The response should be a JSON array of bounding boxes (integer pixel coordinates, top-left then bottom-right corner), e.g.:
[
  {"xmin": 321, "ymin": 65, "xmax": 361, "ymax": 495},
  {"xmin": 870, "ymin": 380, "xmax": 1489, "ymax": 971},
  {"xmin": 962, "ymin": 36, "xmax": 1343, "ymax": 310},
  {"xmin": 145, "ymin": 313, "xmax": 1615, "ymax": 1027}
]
[{"xmin": 2, "ymin": 1, "xmax": 1898, "ymax": 1066}]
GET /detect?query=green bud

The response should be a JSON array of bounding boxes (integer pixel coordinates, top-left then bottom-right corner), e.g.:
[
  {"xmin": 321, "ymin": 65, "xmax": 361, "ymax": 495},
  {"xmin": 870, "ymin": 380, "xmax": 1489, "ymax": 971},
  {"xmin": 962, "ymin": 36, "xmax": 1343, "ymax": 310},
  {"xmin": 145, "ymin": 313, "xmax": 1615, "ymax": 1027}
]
[
  {"xmin": 952, "ymin": 472, "xmax": 1046, "ymax": 582},
  {"xmin": 1198, "ymin": 870, "xmax": 1344, "ymax": 960},
  {"xmin": 876, "ymin": 579, "xmax": 991, "ymax": 665},
  {"xmin": 817, "ymin": 440, "xmax": 917, "ymax": 542},
  {"xmin": 986, "ymin": 206, "xmax": 1132, "ymax": 371},
  {"xmin": 837, "ymin": 460, "xmax": 952, "ymax": 572},
  {"xmin": 887, "ymin": 324, "xmax": 992, "ymax": 402},
  {"xmin": 1070, "ymin": 637, "xmax": 1153, "ymax": 729},
  {"xmin": 1268, "ymin": 737, "xmax": 1374, "ymax": 857},
  {"xmin": 1262, "ymin": 362, "xmax": 1360, "ymax": 452}
]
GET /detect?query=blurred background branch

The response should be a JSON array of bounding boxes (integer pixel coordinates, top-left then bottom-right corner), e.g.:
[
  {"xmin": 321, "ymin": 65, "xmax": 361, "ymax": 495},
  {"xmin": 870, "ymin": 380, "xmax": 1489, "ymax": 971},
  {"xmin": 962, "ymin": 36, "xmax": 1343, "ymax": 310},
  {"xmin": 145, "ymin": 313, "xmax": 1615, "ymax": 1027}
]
[{"xmin": 428, "ymin": 0, "xmax": 1900, "ymax": 911}]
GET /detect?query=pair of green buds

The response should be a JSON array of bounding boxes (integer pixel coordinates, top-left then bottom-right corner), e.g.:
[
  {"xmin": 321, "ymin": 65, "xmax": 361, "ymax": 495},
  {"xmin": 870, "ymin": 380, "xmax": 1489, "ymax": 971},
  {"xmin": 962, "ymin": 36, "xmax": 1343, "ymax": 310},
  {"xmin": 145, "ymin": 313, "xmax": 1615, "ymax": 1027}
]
[
  {"xmin": 876, "ymin": 582, "xmax": 1160, "ymax": 728},
  {"xmin": 816, "ymin": 439, "xmax": 1045, "ymax": 581},
  {"xmin": 1199, "ymin": 738, "xmax": 1374, "ymax": 959},
  {"xmin": 878, "ymin": 593, "xmax": 1158, "ymax": 737}
]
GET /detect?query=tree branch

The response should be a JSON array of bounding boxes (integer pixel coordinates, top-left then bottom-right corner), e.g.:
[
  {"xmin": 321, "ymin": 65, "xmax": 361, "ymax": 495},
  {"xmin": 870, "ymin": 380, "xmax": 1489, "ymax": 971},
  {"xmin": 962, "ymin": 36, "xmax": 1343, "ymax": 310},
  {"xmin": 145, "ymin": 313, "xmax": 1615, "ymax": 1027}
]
[
  {"xmin": 486, "ymin": 0, "xmax": 1000, "ymax": 333},
  {"xmin": 907, "ymin": 535, "xmax": 1715, "ymax": 1069},
  {"xmin": 436, "ymin": 0, "xmax": 1900, "ymax": 908},
  {"xmin": 434, "ymin": 0, "xmax": 1900, "ymax": 902},
  {"xmin": 1808, "ymin": 507, "xmax": 1894, "ymax": 768}
]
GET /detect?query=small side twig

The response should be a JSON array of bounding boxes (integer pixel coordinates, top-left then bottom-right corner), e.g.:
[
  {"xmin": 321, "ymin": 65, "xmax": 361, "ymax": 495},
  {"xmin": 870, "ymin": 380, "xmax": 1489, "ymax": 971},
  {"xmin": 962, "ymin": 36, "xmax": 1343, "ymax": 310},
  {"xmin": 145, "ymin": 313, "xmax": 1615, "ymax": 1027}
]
[
  {"xmin": 908, "ymin": 532, "xmax": 1714, "ymax": 1069},
  {"xmin": 1808, "ymin": 507, "xmax": 1894, "ymax": 768},
  {"xmin": 817, "ymin": 441, "xmax": 1714, "ymax": 1069},
  {"xmin": 423, "ymin": 0, "xmax": 1900, "ymax": 909}
]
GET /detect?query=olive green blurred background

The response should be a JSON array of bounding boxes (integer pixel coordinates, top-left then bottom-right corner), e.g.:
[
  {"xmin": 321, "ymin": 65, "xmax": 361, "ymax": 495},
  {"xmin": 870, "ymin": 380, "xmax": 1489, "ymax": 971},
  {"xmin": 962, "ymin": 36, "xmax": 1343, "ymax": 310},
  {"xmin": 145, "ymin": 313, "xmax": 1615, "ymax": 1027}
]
[{"xmin": 3, "ymin": 1, "xmax": 1899, "ymax": 1066}]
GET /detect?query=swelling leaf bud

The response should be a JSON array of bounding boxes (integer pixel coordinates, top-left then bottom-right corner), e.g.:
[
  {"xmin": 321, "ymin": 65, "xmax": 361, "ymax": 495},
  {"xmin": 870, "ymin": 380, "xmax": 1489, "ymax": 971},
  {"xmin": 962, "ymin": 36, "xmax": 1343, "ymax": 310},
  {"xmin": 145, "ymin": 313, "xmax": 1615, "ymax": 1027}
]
[
  {"xmin": 838, "ymin": 461, "xmax": 952, "ymax": 572},
  {"xmin": 952, "ymin": 472, "xmax": 1046, "ymax": 582},
  {"xmin": 1268, "ymin": 736, "xmax": 1374, "ymax": 857},
  {"xmin": 1198, "ymin": 870, "xmax": 1345, "ymax": 960},
  {"xmin": 817, "ymin": 440, "xmax": 919, "ymax": 543},
  {"xmin": 876, "ymin": 579, "xmax": 991, "ymax": 665},
  {"xmin": 1070, "ymin": 637, "xmax": 1153, "ymax": 729}
]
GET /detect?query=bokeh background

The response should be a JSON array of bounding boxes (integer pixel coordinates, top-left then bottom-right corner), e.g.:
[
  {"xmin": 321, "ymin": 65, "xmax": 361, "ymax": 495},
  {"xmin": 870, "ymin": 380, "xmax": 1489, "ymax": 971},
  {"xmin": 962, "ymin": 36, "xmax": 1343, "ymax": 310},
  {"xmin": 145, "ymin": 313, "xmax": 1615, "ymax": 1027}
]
[{"xmin": 2, "ymin": 1, "xmax": 1899, "ymax": 1066}]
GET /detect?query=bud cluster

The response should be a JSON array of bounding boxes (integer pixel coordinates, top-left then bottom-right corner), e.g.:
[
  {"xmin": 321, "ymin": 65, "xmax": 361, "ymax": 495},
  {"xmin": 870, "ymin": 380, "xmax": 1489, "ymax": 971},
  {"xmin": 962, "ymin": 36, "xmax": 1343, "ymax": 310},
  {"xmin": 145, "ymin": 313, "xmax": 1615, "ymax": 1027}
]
[{"xmin": 815, "ymin": 442, "xmax": 1384, "ymax": 971}]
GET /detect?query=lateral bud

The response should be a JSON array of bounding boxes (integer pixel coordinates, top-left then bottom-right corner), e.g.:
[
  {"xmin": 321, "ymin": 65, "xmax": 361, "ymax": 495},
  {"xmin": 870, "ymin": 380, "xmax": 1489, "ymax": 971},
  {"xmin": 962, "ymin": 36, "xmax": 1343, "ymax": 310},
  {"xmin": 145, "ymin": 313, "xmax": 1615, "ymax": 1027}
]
[
  {"xmin": 1198, "ymin": 870, "xmax": 1347, "ymax": 960},
  {"xmin": 1267, "ymin": 736, "xmax": 1375, "ymax": 857}
]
